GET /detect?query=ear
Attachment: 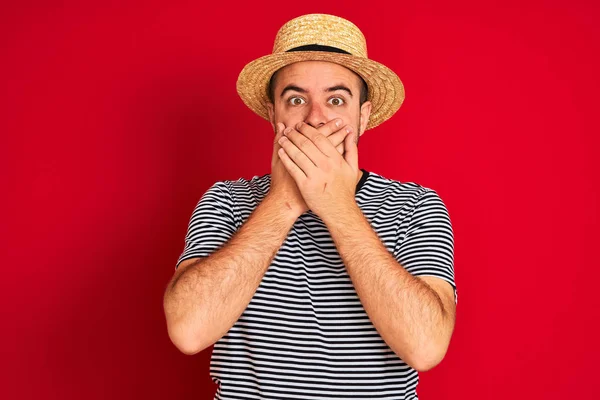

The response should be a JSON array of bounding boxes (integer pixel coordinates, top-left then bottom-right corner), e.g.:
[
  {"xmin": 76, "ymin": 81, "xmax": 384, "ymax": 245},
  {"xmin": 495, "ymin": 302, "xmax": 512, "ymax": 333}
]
[
  {"xmin": 266, "ymin": 102, "xmax": 276, "ymax": 134},
  {"xmin": 358, "ymin": 101, "xmax": 372, "ymax": 136}
]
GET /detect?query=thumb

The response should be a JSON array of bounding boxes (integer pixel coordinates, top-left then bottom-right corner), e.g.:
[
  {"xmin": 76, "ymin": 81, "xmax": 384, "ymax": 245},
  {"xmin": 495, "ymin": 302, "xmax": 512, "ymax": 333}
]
[
  {"xmin": 272, "ymin": 122, "xmax": 285, "ymax": 165},
  {"xmin": 343, "ymin": 132, "xmax": 358, "ymax": 171},
  {"xmin": 274, "ymin": 122, "xmax": 285, "ymax": 143}
]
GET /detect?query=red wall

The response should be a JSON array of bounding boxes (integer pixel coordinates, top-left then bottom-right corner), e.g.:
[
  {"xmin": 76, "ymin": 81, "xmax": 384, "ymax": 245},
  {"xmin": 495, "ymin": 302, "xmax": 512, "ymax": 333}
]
[{"xmin": 2, "ymin": 1, "xmax": 598, "ymax": 398}]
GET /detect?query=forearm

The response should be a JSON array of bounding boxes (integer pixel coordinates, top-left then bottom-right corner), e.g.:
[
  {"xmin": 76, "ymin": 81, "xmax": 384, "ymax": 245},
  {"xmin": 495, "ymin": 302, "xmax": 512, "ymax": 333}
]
[
  {"xmin": 322, "ymin": 204, "xmax": 452, "ymax": 371},
  {"xmin": 164, "ymin": 193, "xmax": 297, "ymax": 354}
]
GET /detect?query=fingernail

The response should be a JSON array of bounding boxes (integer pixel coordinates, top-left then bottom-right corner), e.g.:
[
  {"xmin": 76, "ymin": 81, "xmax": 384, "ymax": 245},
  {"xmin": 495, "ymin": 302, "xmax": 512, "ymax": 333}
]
[
  {"xmin": 284, "ymin": 127, "xmax": 292, "ymax": 135},
  {"xmin": 335, "ymin": 119, "xmax": 341, "ymax": 127},
  {"xmin": 346, "ymin": 126, "xmax": 353, "ymax": 133},
  {"xmin": 296, "ymin": 122, "xmax": 303, "ymax": 130}
]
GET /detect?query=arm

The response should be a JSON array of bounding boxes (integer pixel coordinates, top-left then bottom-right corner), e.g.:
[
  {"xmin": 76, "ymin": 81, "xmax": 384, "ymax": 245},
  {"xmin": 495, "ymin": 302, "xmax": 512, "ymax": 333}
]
[
  {"xmin": 271, "ymin": 120, "xmax": 457, "ymax": 370},
  {"xmin": 163, "ymin": 192, "xmax": 297, "ymax": 355},
  {"xmin": 321, "ymin": 200, "xmax": 456, "ymax": 372}
]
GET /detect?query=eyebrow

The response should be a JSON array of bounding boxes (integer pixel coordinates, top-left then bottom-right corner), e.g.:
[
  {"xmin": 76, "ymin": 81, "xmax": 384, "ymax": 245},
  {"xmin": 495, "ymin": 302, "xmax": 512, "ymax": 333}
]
[
  {"xmin": 280, "ymin": 84, "xmax": 354, "ymax": 98},
  {"xmin": 326, "ymin": 85, "xmax": 353, "ymax": 98}
]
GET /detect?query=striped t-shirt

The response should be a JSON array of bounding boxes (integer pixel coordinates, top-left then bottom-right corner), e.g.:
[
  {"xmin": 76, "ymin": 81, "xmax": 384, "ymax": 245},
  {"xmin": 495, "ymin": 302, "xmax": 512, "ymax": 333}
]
[{"xmin": 176, "ymin": 168, "xmax": 457, "ymax": 400}]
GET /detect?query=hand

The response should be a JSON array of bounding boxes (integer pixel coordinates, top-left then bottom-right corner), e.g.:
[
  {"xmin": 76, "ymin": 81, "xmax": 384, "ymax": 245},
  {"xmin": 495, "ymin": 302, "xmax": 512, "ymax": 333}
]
[
  {"xmin": 276, "ymin": 121, "xmax": 359, "ymax": 221},
  {"xmin": 268, "ymin": 119, "xmax": 352, "ymax": 219}
]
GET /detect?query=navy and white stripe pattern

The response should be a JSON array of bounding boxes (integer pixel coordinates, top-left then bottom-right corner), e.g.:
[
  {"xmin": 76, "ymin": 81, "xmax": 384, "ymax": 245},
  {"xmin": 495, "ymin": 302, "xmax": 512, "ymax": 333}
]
[{"xmin": 176, "ymin": 168, "xmax": 456, "ymax": 399}]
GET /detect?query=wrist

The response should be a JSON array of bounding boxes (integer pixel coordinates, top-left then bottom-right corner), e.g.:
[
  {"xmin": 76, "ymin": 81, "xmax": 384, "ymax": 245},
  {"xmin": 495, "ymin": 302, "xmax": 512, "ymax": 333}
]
[
  {"xmin": 262, "ymin": 192, "xmax": 303, "ymax": 222},
  {"xmin": 319, "ymin": 201, "xmax": 362, "ymax": 227}
]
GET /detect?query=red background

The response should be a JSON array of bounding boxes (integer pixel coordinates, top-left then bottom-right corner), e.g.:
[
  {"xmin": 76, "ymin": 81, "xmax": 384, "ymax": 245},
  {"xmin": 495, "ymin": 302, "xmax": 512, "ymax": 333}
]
[{"xmin": 2, "ymin": 1, "xmax": 599, "ymax": 399}]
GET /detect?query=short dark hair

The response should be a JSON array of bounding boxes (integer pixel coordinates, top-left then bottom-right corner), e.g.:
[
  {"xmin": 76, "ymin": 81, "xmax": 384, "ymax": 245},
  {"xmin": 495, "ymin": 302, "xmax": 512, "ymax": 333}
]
[{"xmin": 267, "ymin": 68, "xmax": 369, "ymax": 106}]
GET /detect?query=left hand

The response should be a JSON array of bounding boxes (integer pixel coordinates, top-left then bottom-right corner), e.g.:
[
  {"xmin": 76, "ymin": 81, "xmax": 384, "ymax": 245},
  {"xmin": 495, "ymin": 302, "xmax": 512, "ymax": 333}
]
[{"xmin": 276, "ymin": 121, "xmax": 359, "ymax": 220}]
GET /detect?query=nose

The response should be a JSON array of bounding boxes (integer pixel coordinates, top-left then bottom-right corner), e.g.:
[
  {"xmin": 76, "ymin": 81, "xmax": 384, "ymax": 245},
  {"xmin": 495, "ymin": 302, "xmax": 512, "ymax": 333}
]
[{"xmin": 304, "ymin": 101, "xmax": 327, "ymax": 129}]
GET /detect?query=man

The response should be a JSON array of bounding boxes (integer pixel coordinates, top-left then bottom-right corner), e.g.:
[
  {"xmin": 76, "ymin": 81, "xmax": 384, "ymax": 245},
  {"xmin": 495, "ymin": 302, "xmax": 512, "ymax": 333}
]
[{"xmin": 163, "ymin": 13, "xmax": 457, "ymax": 399}]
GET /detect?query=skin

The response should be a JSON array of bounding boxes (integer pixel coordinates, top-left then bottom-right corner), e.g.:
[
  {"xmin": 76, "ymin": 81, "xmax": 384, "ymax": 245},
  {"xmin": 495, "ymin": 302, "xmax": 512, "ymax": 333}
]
[
  {"xmin": 164, "ymin": 60, "xmax": 456, "ymax": 372},
  {"xmin": 266, "ymin": 60, "xmax": 371, "ymax": 158},
  {"xmin": 266, "ymin": 60, "xmax": 371, "ymax": 216},
  {"xmin": 268, "ymin": 60, "xmax": 457, "ymax": 371}
]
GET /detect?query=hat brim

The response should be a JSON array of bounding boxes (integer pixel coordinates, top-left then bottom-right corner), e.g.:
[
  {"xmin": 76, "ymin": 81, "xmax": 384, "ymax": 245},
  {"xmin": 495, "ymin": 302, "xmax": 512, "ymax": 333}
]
[{"xmin": 236, "ymin": 51, "xmax": 405, "ymax": 130}]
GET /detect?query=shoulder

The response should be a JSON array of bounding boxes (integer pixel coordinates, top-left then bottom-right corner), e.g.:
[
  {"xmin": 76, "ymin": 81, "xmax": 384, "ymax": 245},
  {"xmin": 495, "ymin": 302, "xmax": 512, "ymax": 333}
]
[
  {"xmin": 226, "ymin": 171, "xmax": 271, "ymax": 200},
  {"xmin": 205, "ymin": 171, "xmax": 271, "ymax": 195},
  {"xmin": 363, "ymin": 171, "xmax": 453, "ymax": 224},
  {"xmin": 364, "ymin": 170, "xmax": 436, "ymax": 202},
  {"xmin": 201, "ymin": 172, "xmax": 272, "ymax": 210},
  {"xmin": 232, "ymin": 171, "xmax": 271, "ymax": 189}
]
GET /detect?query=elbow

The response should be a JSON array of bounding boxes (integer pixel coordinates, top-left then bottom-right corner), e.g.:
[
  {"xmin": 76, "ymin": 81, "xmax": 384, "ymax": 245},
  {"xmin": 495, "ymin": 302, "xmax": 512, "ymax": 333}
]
[
  {"xmin": 408, "ymin": 342, "xmax": 450, "ymax": 372},
  {"xmin": 172, "ymin": 337, "xmax": 204, "ymax": 356},
  {"xmin": 391, "ymin": 335, "xmax": 450, "ymax": 372},
  {"xmin": 167, "ymin": 323, "xmax": 210, "ymax": 356},
  {"xmin": 410, "ymin": 354, "xmax": 443, "ymax": 372},
  {"xmin": 163, "ymin": 294, "xmax": 210, "ymax": 355},
  {"xmin": 169, "ymin": 329, "xmax": 208, "ymax": 356}
]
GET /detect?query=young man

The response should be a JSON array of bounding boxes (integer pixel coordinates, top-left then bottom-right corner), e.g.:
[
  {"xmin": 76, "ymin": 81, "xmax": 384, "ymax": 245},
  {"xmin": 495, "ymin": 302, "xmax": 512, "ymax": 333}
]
[{"xmin": 164, "ymin": 13, "xmax": 457, "ymax": 399}]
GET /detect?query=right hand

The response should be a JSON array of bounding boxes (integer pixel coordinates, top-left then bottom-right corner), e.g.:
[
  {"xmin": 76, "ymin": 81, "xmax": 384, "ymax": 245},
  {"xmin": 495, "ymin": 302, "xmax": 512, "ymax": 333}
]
[{"xmin": 269, "ymin": 119, "xmax": 352, "ymax": 218}]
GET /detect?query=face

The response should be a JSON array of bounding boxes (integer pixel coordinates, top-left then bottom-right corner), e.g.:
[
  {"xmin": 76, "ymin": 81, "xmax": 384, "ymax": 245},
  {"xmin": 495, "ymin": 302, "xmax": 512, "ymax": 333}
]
[{"xmin": 266, "ymin": 61, "xmax": 372, "ymax": 154}]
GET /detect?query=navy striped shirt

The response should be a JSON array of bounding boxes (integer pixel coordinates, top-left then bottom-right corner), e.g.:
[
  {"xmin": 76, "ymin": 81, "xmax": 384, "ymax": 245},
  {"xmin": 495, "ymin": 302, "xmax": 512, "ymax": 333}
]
[{"xmin": 176, "ymin": 168, "xmax": 456, "ymax": 399}]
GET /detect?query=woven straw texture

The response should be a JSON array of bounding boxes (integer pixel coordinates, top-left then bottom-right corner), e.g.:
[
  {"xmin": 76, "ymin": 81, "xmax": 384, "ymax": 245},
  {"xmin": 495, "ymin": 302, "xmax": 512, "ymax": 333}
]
[{"xmin": 236, "ymin": 14, "xmax": 405, "ymax": 130}]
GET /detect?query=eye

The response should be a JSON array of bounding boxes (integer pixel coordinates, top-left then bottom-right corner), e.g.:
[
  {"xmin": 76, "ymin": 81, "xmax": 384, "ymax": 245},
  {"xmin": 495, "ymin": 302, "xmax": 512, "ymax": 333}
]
[
  {"xmin": 288, "ymin": 96, "xmax": 306, "ymax": 106},
  {"xmin": 328, "ymin": 97, "xmax": 345, "ymax": 106}
]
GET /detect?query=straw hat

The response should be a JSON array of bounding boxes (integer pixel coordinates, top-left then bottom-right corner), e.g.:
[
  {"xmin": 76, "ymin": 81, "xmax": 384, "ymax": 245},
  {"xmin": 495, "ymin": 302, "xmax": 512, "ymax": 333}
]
[{"xmin": 236, "ymin": 13, "xmax": 405, "ymax": 130}]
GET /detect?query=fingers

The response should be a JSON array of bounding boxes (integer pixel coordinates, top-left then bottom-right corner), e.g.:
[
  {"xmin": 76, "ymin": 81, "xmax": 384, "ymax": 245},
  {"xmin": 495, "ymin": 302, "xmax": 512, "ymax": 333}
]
[
  {"xmin": 273, "ymin": 120, "xmax": 352, "ymax": 156},
  {"xmin": 343, "ymin": 131, "xmax": 359, "ymax": 171},
  {"xmin": 272, "ymin": 122, "xmax": 286, "ymax": 166},
  {"xmin": 293, "ymin": 122, "xmax": 342, "ymax": 160},
  {"xmin": 273, "ymin": 122, "xmax": 285, "ymax": 144},
  {"xmin": 328, "ymin": 125, "xmax": 354, "ymax": 149},
  {"xmin": 316, "ymin": 118, "xmax": 345, "ymax": 137},
  {"xmin": 316, "ymin": 119, "xmax": 354, "ymax": 155}
]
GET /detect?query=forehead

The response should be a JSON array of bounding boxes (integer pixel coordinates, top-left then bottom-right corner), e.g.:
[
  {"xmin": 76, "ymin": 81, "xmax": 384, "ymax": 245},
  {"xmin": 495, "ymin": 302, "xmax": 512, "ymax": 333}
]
[{"xmin": 274, "ymin": 60, "xmax": 361, "ymax": 88}]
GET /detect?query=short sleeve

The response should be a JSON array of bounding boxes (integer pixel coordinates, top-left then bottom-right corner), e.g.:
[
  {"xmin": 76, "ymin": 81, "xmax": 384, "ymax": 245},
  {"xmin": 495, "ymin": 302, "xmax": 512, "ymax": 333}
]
[
  {"xmin": 393, "ymin": 189, "xmax": 457, "ymax": 304},
  {"xmin": 175, "ymin": 181, "xmax": 237, "ymax": 270}
]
